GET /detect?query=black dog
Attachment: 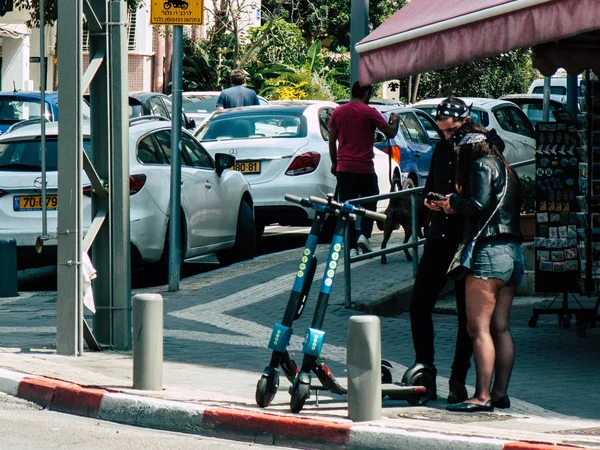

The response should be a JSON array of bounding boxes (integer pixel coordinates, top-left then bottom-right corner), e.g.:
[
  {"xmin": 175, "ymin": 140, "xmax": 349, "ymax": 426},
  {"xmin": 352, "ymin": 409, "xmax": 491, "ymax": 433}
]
[{"xmin": 381, "ymin": 195, "xmax": 430, "ymax": 264}]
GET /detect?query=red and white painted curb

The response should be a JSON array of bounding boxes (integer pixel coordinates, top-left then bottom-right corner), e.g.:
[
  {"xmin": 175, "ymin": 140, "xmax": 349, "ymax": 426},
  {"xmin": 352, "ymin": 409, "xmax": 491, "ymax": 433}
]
[{"xmin": 0, "ymin": 368, "xmax": 592, "ymax": 450}]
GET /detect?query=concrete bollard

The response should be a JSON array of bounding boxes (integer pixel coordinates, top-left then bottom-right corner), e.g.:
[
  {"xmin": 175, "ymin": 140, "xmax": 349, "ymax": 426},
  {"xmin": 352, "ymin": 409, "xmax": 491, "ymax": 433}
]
[
  {"xmin": 0, "ymin": 239, "xmax": 18, "ymax": 298},
  {"xmin": 133, "ymin": 293, "xmax": 163, "ymax": 390},
  {"xmin": 347, "ymin": 315, "xmax": 381, "ymax": 422}
]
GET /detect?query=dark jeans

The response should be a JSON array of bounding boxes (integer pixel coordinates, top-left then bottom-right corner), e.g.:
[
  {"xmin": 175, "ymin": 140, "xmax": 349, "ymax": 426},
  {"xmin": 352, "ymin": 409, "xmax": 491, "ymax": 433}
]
[
  {"xmin": 410, "ymin": 237, "xmax": 472, "ymax": 384},
  {"xmin": 336, "ymin": 171, "xmax": 379, "ymax": 249}
]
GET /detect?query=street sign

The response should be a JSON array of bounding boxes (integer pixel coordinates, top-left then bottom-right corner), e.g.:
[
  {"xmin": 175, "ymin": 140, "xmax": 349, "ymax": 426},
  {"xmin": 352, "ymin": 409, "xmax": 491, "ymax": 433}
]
[{"xmin": 150, "ymin": 0, "xmax": 204, "ymax": 25}]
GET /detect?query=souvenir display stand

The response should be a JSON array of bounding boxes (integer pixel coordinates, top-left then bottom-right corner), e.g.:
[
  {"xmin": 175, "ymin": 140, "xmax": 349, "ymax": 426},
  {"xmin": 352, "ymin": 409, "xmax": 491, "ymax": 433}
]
[{"xmin": 529, "ymin": 74, "xmax": 600, "ymax": 337}]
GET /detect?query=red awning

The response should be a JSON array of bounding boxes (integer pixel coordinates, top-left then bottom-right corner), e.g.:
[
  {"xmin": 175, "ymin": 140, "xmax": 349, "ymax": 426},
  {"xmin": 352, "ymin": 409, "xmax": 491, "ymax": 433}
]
[{"xmin": 357, "ymin": 0, "xmax": 600, "ymax": 85}]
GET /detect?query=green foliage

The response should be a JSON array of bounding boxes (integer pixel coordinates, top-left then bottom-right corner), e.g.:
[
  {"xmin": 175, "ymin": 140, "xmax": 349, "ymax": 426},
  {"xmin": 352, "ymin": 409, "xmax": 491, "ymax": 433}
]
[
  {"xmin": 415, "ymin": 49, "xmax": 538, "ymax": 100},
  {"xmin": 261, "ymin": 0, "xmax": 407, "ymax": 49},
  {"xmin": 14, "ymin": 0, "xmax": 143, "ymax": 27}
]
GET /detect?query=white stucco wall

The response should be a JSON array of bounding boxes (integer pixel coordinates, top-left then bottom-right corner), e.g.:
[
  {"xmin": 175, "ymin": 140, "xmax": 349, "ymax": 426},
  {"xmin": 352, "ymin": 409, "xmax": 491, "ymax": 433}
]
[{"xmin": 2, "ymin": 34, "xmax": 30, "ymax": 91}]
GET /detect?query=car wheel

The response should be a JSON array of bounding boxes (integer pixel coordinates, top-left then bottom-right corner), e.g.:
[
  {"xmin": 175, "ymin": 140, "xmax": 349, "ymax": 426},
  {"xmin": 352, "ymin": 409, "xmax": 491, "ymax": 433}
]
[{"xmin": 217, "ymin": 201, "xmax": 256, "ymax": 266}]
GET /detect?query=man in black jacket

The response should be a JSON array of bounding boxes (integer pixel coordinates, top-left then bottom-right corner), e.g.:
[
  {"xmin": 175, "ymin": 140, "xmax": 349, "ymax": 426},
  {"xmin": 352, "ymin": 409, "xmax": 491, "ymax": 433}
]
[{"xmin": 409, "ymin": 96, "xmax": 504, "ymax": 404}]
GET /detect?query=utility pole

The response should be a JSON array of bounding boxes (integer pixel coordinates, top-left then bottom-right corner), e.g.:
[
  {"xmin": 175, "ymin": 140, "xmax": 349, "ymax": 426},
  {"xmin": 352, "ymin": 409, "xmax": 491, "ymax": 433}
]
[{"xmin": 350, "ymin": 0, "xmax": 368, "ymax": 88}]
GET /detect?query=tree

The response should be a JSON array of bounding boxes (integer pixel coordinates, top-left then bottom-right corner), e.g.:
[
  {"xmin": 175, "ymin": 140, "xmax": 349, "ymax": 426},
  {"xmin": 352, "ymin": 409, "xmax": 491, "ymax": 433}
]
[
  {"xmin": 414, "ymin": 49, "xmax": 538, "ymax": 101},
  {"xmin": 261, "ymin": 0, "xmax": 407, "ymax": 49},
  {"xmin": 14, "ymin": 0, "xmax": 143, "ymax": 27}
]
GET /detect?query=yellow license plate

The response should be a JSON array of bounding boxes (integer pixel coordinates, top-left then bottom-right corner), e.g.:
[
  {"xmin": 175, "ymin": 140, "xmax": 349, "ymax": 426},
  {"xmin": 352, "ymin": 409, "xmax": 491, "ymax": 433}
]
[
  {"xmin": 234, "ymin": 160, "xmax": 261, "ymax": 174},
  {"xmin": 14, "ymin": 195, "xmax": 58, "ymax": 211}
]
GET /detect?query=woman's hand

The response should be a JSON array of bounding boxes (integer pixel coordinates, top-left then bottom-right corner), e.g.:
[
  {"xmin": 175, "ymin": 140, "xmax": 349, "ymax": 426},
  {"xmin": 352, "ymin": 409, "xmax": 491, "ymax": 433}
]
[{"xmin": 432, "ymin": 194, "xmax": 455, "ymax": 215}]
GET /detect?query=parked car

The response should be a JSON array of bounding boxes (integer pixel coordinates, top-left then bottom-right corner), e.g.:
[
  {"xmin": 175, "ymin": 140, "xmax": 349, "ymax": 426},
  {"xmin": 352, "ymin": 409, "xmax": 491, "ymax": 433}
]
[
  {"xmin": 123, "ymin": 92, "xmax": 197, "ymax": 130},
  {"xmin": 527, "ymin": 75, "xmax": 584, "ymax": 96},
  {"xmin": 374, "ymin": 107, "xmax": 442, "ymax": 189},
  {"xmin": 499, "ymin": 93, "xmax": 567, "ymax": 128},
  {"xmin": 0, "ymin": 91, "xmax": 91, "ymax": 135},
  {"xmin": 180, "ymin": 91, "xmax": 269, "ymax": 129},
  {"xmin": 336, "ymin": 98, "xmax": 407, "ymax": 115},
  {"xmin": 194, "ymin": 101, "xmax": 401, "ymax": 235},
  {"xmin": 0, "ymin": 117, "xmax": 255, "ymax": 270},
  {"xmin": 411, "ymin": 97, "xmax": 536, "ymax": 177}
]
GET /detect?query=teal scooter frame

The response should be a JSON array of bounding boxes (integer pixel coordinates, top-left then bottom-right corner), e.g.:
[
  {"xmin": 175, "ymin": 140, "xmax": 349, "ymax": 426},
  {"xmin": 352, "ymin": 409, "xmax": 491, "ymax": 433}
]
[{"xmin": 256, "ymin": 194, "xmax": 433, "ymax": 413}]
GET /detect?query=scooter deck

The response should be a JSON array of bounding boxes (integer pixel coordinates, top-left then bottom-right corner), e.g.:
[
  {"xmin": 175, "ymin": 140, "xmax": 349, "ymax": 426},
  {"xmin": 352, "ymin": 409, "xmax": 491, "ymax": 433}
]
[{"xmin": 309, "ymin": 383, "xmax": 426, "ymax": 397}]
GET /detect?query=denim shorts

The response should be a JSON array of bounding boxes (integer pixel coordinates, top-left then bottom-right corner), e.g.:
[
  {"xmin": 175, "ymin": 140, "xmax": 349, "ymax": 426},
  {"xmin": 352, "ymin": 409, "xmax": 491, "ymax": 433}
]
[{"xmin": 471, "ymin": 236, "xmax": 524, "ymax": 285}]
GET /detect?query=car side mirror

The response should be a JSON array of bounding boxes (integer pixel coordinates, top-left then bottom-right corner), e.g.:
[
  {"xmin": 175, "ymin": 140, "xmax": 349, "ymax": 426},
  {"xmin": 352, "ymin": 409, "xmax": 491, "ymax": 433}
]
[
  {"xmin": 374, "ymin": 130, "xmax": 387, "ymax": 143},
  {"xmin": 215, "ymin": 153, "xmax": 235, "ymax": 176},
  {"xmin": 186, "ymin": 117, "xmax": 196, "ymax": 130}
]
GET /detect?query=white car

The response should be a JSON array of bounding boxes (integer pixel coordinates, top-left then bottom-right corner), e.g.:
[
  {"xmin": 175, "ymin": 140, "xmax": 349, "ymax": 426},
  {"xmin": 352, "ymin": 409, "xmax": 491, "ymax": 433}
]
[
  {"xmin": 194, "ymin": 101, "xmax": 400, "ymax": 235},
  {"xmin": 180, "ymin": 91, "xmax": 269, "ymax": 131},
  {"xmin": 0, "ymin": 117, "xmax": 256, "ymax": 271},
  {"xmin": 411, "ymin": 97, "xmax": 536, "ymax": 177}
]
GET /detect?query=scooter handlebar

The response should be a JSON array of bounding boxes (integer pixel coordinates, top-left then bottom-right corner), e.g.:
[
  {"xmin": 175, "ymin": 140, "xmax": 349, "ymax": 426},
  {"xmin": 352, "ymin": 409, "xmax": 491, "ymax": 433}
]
[
  {"xmin": 284, "ymin": 194, "xmax": 304, "ymax": 205},
  {"xmin": 308, "ymin": 196, "xmax": 386, "ymax": 221}
]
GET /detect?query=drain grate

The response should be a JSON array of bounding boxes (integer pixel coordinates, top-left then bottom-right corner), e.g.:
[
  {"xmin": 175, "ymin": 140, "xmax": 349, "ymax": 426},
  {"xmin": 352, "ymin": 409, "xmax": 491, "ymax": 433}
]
[{"xmin": 390, "ymin": 407, "xmax": 514, "ymax": 424}]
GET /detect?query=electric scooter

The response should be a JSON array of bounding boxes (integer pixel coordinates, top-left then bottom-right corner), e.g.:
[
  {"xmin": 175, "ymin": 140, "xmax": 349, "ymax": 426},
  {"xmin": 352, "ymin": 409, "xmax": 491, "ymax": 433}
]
[{"xmin": 255, "ymin": 194, "xmax": 436, "ymax": 413}]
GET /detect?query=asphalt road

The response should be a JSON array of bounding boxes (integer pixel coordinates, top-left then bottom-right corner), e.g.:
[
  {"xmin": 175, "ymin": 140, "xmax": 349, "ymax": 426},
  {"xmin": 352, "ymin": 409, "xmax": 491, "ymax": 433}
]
[
  {"xmin": 16, "ymin": 226, "xmax": 311, "ymax": 292},
  {"xmin": 0, "ymin": 393, "xmax": 297, "ymax": 450}
]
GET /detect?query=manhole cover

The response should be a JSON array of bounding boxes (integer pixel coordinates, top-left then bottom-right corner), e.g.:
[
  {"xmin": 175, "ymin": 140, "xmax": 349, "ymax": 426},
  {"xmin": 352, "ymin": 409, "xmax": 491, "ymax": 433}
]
[{"xmin": 393, "ymin": 407, "xmax": 513, "ymax": 424}]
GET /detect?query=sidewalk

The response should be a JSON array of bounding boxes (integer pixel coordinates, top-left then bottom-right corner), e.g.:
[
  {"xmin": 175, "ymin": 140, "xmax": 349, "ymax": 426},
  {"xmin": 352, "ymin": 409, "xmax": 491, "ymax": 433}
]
[{"xmin": 1, "ymin": 230, "xmax": 600, "ymax": 449}]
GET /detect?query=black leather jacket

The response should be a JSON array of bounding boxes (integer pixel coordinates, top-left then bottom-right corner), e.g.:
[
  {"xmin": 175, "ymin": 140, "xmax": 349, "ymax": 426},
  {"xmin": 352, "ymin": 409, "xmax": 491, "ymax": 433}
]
[
  {"xmin": 449, "ymin": 156, "xmax": 522, "ymax": 242},
  {"xmin": 422, "ymin": 139, "xmax": 464, "ymax": 242}
]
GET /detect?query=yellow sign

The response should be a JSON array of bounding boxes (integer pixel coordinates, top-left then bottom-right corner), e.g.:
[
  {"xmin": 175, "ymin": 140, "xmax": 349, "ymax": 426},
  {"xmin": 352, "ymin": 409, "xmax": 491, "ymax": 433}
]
[{"xmin": 150, "ymin": 0, "xmax": 204, "ymax": 25}]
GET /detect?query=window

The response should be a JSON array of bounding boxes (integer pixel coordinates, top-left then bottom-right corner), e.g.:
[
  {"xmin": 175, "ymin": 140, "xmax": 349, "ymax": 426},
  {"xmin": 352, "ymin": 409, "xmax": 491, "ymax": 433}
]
[
  {"xmin": 148, "ymin": 96, "xmax": 169, "ymax": 118},
  {"xmin": 197, "ymin": 113, "xmax": 307, "ymax": 141},
  {"xmin": 0, "ymin": 139, "xmax": 91, "ymax": 171},
  {"xmin": 399, "ymin": 113, "xmax": 427, "ymax": 144},
  {"xmin": 415, "ymin": 111, "xmax": 442, "ymax": 141},
  {"xmin": 137, "ymin": 134, "xmax": 167, "ymax": 164},
  {"xmin": 318, "ymin": 108, "xmax": 332, "ymax": 140},
  {"xmin": 153, "ymin": 130, "xmax": 173, "ymax": 162},
  {"xmin": 494, "ymin": 106, "xmax": 535, "ymax": 139},
  {"xmin": 181, "ymin": 134, "xmax": 214, "ymax": 169}
]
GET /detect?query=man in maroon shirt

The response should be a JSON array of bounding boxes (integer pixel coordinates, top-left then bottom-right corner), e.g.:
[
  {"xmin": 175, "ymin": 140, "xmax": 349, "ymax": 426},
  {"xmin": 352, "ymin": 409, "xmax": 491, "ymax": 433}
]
[{"xmin": 328, "ymin": 82, "xmax": 400, "ymax": 254}]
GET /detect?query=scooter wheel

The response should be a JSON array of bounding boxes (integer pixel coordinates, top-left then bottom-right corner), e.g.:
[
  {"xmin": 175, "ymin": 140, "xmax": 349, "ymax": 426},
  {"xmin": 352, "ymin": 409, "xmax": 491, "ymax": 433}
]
[
  {"xmin": 290, "ymin": 382, "xmax": 311, "ymax": 413},
  {"xmin": 406, "ymin": 370, "xmax": 435, "ymax": 406},
  {"xmin": 256, "ymin": 374, "xmax": 278, "ymax": 408}
]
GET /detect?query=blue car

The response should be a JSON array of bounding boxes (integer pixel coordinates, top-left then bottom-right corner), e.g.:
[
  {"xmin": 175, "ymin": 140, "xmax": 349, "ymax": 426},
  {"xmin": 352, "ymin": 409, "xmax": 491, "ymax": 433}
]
[
  {"xmin": 374, "ymin": 107, "xmax": 442, "ymax": 189},
  {"xmin": 0, "ymin": 91, "xmax": 91, "ymax": 135}
]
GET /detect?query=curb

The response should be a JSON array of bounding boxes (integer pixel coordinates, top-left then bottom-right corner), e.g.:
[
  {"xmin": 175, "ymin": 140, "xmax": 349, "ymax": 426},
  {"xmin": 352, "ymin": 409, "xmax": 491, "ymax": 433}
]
[{"xmin": 0, "ymin": 368, "xmax": 592, "ymax": 450}]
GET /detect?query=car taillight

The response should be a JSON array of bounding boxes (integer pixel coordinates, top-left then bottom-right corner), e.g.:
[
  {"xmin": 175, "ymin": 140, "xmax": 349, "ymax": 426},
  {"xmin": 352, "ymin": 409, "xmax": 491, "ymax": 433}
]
[
  {"xmin": 285, "ymin": 152, "xmax": 321, "ymax": 176},
  {"xmin": 130, "ymin": 174, "xmax": 147, "ymax": 195},
  {"xmin": 83, "ymin": 185, "xmax": 92, "ymax": 197},
  {"xmin": 381, "ymin": 145, "xmax": 401, "ymax": 164}
]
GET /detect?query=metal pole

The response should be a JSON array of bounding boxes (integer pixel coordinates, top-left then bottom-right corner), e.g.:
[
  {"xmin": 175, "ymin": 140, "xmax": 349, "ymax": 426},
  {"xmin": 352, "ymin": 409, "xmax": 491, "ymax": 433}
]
[
  {"xmin": 133, "ymin": 294, "xmax": 163, "ymax": 390},
  {"xmin": 542, "ymin": 76, "xmax": 551, "ymax": 122},
  {"xmin": 108, "ymin": 0, "xmax": 131, "ymax": 349},
  {"xmin": 344, "ymin": 223, "xmax": 352, "ymax": 307},
  {"xmin": 410, "ymin": 192, "xmax": 418, "ymax": 276},
  {"xmin": 57, "ymin": 0, "xmax": 83, "ymax": 356},
  {"xmin": 40, "ymin": 0, "xmax": 47, "ymax": 237},
  {"xmin": 168, "ymin": 26, "xmax": 183, "ymax": 291},
  {"xmin": 350, "ymin": 0, "xmax": 368, "ymax": 87},
  {"xmin": 566, "ymin": 74, "xmax": 578, "ymax": 118},
  {"xmin": 347, "ymin": 315, "xmax": 381, "ymax": 421}
]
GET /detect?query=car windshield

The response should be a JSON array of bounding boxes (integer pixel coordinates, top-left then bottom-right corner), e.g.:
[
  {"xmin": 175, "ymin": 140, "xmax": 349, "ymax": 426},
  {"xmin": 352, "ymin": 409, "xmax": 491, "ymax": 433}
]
[
  {"xmin": 196, "ymin": 113, "xmax": 307, "ymax": 141},
  {"xmin": 181, "ymin": 95, "xmax": 219, "ymax": 114},
  {"xmin": 0, "ymin": 138, "xmax": 92, "ymax": 171},
  {"xmin": 415, "ymin": 105, "xmax": 489, "ymax": 127},
  {"xmin": 0, "ymin": 100, "xmax": 52, "ymax": 123},
  {"xmin": 509, "ymin": 100, "xmax": 560, "ymax": 126}
]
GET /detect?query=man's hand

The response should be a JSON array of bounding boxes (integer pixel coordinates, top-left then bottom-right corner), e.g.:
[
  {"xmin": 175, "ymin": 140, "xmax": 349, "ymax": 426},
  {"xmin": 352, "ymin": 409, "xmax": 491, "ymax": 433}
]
[
  {"xmin": 424, "ymin": 197, "xmax": 442, "ymax": 211},
  {"xmin": 331, "ymin": 162, "xmax": 337, "ymax": 175},
  {"xmin": 433, "ymin": 194, "xmax": 455, "ymax": 215}
]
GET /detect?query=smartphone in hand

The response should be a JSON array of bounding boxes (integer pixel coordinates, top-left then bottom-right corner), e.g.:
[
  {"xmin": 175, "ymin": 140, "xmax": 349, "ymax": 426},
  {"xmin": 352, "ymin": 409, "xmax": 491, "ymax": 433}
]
[{"xmin": 425, "ymin": 193, "xmax": 446, "ymax": 201}]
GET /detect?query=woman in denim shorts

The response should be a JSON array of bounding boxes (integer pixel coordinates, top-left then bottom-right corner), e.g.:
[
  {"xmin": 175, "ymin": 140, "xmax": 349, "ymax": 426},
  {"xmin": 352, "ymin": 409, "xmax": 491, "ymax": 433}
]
[{"xmin": 434, "ymin": 122, "xmax": 524, "ymax": 412}]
